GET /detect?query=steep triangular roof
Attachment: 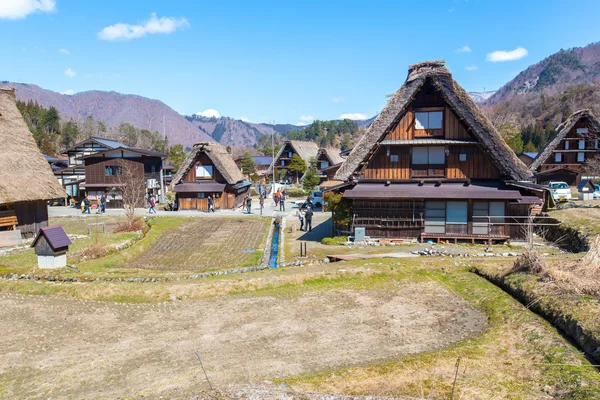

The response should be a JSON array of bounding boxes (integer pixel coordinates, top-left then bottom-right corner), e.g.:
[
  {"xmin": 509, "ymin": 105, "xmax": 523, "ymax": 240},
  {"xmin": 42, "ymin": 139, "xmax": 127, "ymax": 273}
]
[
  {"xmin": 529, "ymin": 109, "xmax": 600, "ymax": 171},
  {"xmin": 265, "ymin": 140, "xmax": 319, "ymax": 175},
  {"xmin": 172, "ymin": 142, "xmax": 244, "ymax": 186},
  {"xmin": 0, "ymin": 87, "xmax": 65, "ymax": 204},
  {"xmin": 334, "ymin": 61, "xmax": 532, "ymax": 182},
  {"xmin": 318, "ymin": 147, "xmax": 346, "ymax": 166}
]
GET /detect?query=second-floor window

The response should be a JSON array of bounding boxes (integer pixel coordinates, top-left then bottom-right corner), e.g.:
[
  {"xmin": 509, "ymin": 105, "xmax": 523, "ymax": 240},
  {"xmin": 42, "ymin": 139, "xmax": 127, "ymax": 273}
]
[
  {"xmin": 411, "ymin": 146, "xmax": 445, "ymax": 177},
  {"xmin": 555, "ymin": 153, "xmax": 562, "ymax": 163},
  {"xmin": 196, "ymin": 165, "xmax": 213, "ymax": 179},
  {"xmin": 105, "ymin": 166, "xmax": 122, "ymax": 176},
  {"xmin": 414, "ymin": 110, "xmax": 443, "ymax": 136},
  {"xmin": 320, "ymin": 160, "xmax": 329, "ymax": 169}
]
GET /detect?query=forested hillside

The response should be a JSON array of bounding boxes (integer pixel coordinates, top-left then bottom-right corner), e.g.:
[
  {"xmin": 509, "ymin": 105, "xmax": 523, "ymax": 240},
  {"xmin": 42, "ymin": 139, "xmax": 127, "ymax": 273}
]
[
  {"xmin": 16, "ymin": 100, "xmax": 168, "ymax": 156},
  {"xmin": 483, "ymin": 41, "xmax": 600, "ymax": 153}
]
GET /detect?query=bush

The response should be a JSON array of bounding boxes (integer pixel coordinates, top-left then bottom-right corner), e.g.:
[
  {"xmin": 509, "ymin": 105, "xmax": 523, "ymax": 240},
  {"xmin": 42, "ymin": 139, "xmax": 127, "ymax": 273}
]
[
  {"xmin": 113, "ymin": 217, "xmax": 147, "ymax": 233},
  {"xmin": 321, "ymin": 236, "xmax": 348, "ymax": 246},
  {"xmin": 286, "ymin": 188, "xmax": 305, "ymax": 198},
  {"xmin": 513, "ymin": 248, "xmax": 545, "ymax": 274}
]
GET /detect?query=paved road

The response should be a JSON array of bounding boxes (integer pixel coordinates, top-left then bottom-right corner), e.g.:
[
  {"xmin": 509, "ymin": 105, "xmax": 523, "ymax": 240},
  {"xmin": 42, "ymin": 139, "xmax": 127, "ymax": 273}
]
[{"xmin": 48, "ymin": 198, "xmax": 323, "ymax": 219}]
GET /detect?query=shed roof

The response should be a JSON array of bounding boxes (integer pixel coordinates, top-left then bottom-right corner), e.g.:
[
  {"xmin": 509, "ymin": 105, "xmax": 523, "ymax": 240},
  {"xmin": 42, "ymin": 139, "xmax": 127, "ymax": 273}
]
[
  {"xmin": 317, "ymin": 148, "xmax": 346, "ymax": 165},
  {"xmin": 333, "ymin": 61, "xmax": 532, "ymax": 182},
  {"xmin": 530, "ymin": 109, "xmax": 600, "ymax": 171},
  {"xmin": 172, "ymin": 142, "xmax": 244, "ymax": 186},
  {"xmin": 0, "ymin": 87, "xmax": 66, "ymax": 204},
  {"xmin": 31, "ymin": 225, "xmax": 72, "ymax": 250}
]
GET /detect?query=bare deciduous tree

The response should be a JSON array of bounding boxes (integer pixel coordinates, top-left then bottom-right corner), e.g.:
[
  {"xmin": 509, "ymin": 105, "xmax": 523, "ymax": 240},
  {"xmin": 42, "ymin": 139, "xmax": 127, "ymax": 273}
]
[{"xmin": 113, "ymin": 161, "xmax": 145, "ymax": 224}]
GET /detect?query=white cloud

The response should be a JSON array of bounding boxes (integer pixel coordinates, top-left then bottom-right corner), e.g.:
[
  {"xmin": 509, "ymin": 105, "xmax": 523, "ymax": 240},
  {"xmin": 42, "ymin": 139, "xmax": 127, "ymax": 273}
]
[
  {"xmin": 465, "ymin": 65, "xmax": 478, "ymax": 71},
  {"xmin": 332, "ymin": 96, "xmax": 345, "ymax": 103},
  {"xmin": 339, "ymin": 113, "xmax": 367, "ymax": 120},
  {"xmin": 486, "ymin": 47, "xmax": 528, "ymax": 62},
  {"xmin": 240, "ymin": 117, "xmax": 250, "ymax": 123},
  {"xmin": 98, "ymin": 12, "xmax": 189, "ymax": 41},
  {"xmin": 196, "ymin": 109, "xmax": 220, "ymax": 118},
  {"xmin": 60, "ymin": 89, "xmax": 75, "ymax": 95},
  {"xmin": 64, "ymin": 68, "xmax": 77, "ymax": 78},
  {"xmin": 295, "ymin": 115, "xmax": 315, "ymax": 126},
  {"xmin": 456, "ymin": 45, "xmax": 471, "ymax": 53},
  {"xmin": 0, "ymin": 0, "xmax": 55, "ymax": 19},
  {"xmin": 59, "ymin": 48, "xmax": 71, "ymax": 55}
]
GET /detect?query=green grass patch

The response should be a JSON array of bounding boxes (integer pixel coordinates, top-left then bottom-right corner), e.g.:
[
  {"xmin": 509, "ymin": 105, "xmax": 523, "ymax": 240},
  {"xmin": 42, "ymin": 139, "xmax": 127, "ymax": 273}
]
[{"xmin": 321, "ymin": 236, "xmax": 348, "ymax": 246}]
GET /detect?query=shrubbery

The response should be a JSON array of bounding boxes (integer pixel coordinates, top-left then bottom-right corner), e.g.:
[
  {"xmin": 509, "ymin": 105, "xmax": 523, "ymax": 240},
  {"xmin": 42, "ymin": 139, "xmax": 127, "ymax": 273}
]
[{"xmin": 321, "ymin": 236, "xmax": 348, "ymax": 245}]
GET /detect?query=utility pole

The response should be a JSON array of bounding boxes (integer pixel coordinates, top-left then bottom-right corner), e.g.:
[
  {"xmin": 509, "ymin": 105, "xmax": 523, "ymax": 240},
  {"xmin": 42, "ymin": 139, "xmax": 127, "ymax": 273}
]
[{"xmin": 272, "ymin": 120, "xmax": 275, "ymax": 184}]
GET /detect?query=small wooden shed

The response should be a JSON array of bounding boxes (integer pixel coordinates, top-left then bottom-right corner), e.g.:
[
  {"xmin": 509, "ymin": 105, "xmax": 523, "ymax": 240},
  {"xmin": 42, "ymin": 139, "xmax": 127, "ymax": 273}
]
[
  {"xmin": 577, "ymin": 179, "xmax": 596, "ymax": 200},
  {"xmin": 31, "ymin": 226, "xmax": 72, "ymax": 269}
]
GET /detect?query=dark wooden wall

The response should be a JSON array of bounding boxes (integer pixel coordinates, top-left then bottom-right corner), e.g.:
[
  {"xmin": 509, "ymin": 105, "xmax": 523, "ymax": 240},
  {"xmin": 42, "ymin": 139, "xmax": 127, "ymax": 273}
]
[
  {"xmin": 362, "ymin": 145, "xmax": 499, "ymax": 181},
  {"xmin": 13, "ymin": 200, "xmax": 48, "ymax": 238},
  {"xmin": 85, "ymin": 157, "xmax": 145, "ymax": 185},
  {"xmin": 183, "ymin": 153, "xmax": 225, "ymax": 183}
]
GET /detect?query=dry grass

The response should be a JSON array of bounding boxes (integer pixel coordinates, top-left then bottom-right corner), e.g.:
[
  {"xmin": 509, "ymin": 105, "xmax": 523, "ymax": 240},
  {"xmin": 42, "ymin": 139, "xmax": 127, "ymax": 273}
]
[
  {"xmin": 512, "ymin": 248, "xmax": 545, "ymax": 275},
  {"xmin": 113, "ymin": 216, "xmax": 146, "ymax": 233}
]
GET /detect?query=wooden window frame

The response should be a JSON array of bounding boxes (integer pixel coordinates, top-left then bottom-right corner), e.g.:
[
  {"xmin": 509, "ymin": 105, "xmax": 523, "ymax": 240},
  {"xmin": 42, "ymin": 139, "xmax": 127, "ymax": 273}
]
[
  {"xmin": 414, "ymin": 107, "xmax": 444, "ymax": 138},
  {"xmin": 410, "ymin": 146, "xmax": 446, "ymax": 178}
]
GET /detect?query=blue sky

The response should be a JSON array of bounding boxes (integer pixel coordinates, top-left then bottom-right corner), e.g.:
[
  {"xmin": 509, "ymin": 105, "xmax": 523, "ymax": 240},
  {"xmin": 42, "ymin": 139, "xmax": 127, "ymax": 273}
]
[{"xmin": 1, "ymin": 0, "xmax": 599, "ymax": 125}]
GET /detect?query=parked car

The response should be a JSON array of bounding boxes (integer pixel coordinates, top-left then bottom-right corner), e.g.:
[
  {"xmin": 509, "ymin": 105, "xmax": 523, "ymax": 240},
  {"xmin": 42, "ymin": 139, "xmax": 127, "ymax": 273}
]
[
  {"xmin": 292, "ymin": 191, "xmax": 323, "ymax": 209},
  {"xmin": 548, "ymin": 181, "xmax": 572, "ymax": 202}
]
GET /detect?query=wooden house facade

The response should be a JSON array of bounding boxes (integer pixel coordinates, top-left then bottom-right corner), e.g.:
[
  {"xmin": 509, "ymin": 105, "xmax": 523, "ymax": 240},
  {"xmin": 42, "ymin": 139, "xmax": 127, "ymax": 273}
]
[
  {"xmin": 265, "ymin": 140, "xmax": 319, "ymax": 180},
  {"xmin": 79, "ymin": 148, "xmax": 165, "ymax": 208},
  {"xmin": 529, "ymin": 110, "xmax": 600, "ymax": 186},
  {"xmin": 315, "ymin": 148, "xmax": 346, "ymax": 182},
  {"xmin": 172, "ymin": 142, "xmax": 250, "ymax": 211},
  {"xmin": 0, "ymin": 87, "xmax": 65, "ymax": 240},
  {"xmin": 331, "ymin": 61, "xmax": 539, "ymax": 242},
  {"xmin": 55, "ymin": 137, "xmax": 125, "ymax": 201}
]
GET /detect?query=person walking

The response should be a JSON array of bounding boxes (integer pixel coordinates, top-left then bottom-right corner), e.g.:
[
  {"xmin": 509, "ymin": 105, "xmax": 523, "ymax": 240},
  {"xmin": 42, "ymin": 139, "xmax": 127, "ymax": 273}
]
[
  {"xmin": 207, "ymin": 195, "xmax": 215, "ymax": 213},
  {"xmin": 82, "ymin": 195, "xmax": 91, "ymax": 214},
  {"xmin": 306, "ymin": 193, "xmax": 314, "ymax": 209},
  {"xmin": 246, "ymin": 195, "xmax": 252, "ymax": 214},
  {"xmin": 274, "ymin": 191, "xmax": 280, "ymax": 208},
  {"xmin": 95, "ymin": 197, "xmax": 102, "ymax": 214},
  {"xmin": 148, "ymin": 196, "xmax": 157, "ymax": 214},
  {"xmin": 100, "ymin": 192, "xmax": 107, "ymax": 213},
  {"xmin": 259, "ymin": 195, "xmax": 264, "ymax": 216},
  {"xmin": 298, "ymin": 209, "xmax": 305, "ymax": 231},
  {"xmin": 279, "ymin": 189, "xmax": 286, "ymax": 211},
  {"xmin": 305, "ymin": 207, "xmax": 313, "ymax": 232}
]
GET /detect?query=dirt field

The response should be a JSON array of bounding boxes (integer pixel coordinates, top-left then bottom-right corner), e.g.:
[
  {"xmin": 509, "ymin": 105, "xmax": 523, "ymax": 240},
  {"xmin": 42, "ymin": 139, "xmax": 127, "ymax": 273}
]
[
  {"xmin": 0, "ymin": 280, "xmax": 485, "ymax": 399},
  {"xmin": 127, "ymin": 218, "xmax": 268, "ymax": 272}
]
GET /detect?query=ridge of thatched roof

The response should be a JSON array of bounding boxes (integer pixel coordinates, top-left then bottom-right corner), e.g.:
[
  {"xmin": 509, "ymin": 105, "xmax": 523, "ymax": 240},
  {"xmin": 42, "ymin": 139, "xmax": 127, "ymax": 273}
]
[
  {"xmin": 172, "ymin": 142, "xmax": 244, "ymax": 186},
  {"xmin": 265, "ymin": 140, "xmax": 319, "ymax": 175},
  {"xmin": 334, "ymin": 61, "xmax": 532, "ymax": 182},
  {"xmin": 318, "ymin": 147, "xmax": 346, "ymax": 166},
  {"xmin": 529, "ymin": 109, "xmax": 600, "ymax": 171},
  {"xmin": 0, "ymin": 87, "xmax": 65, "ymax": 204}
]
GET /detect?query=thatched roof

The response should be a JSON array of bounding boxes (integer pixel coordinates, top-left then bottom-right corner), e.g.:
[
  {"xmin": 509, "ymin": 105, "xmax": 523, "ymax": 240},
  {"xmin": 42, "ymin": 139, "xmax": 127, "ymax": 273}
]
[
  {"xmin": 0, "ymin": 87, "xmax": 65, "ymax": 204},
  {"xmin": 318, "ymin": 147, "xmax": 346, "ymax": 166},
  {"xmin": 172, "ymin": 142, "xmax": 244, "ymax": 186},
  {"xmin": 334, "ymin": 61, "xmax": 532, "ymax": 182},
  {"xmin": 529, "ymin": 109, "xmax": 600, "ymax": 171},
  {"xmin": 265, "ymin": 140, "xmax": 319, "ymax": 175}
]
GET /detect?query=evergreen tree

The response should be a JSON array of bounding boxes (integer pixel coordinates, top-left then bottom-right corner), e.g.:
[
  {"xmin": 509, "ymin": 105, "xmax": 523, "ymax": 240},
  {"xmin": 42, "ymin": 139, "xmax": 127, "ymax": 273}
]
[
  {"xmin": 302, "ymin": 158, "xmax": 320, "ymax": 192},
  {"xmin": 288, "ymin": 154, "xmax": 306, "ymax": 183},
  {"xmin": 523, "ymin": 141, "xmax": 537, "ymax": 153},
  {"xmin": 118, "ymin": 123, "xmax": 138, "ymax": 147},
  {"xmin": 508, "ymin": 133, "xmax": 524, "ymax": 154},
  {"xmin": 61, "ymin": 120, "xmax": 79, "ymax": 150},
  {"xmin": 168, "ymin": 144, "xmax": 186, "ymax": 171},
  {"xmin": 239, "ymin": 152, "xmax": 256, "ymax": 174}
]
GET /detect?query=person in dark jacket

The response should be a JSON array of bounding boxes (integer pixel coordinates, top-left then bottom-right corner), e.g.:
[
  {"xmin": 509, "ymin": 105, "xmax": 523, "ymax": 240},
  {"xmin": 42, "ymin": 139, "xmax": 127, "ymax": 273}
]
[
  {"xmin": 246, "ymin": 196, "xmax": 252, "ymax": 214},
  {"xmin": 82, "ymin": 195, "xmax": 91, "ymax": 214},
  {"xmin": 207, "ymin": 195, "xmax": 215, "ymax": 213},
  {"xmin": 304, "ymin": 207, "xmax": 313, "ymax": 232}
]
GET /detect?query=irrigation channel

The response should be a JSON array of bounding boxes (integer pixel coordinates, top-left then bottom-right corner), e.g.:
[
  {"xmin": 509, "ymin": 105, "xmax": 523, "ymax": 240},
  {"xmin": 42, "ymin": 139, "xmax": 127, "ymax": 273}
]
[{"xmin": 268, "ymin": 217, "xmax": 281, "ymax": 269}]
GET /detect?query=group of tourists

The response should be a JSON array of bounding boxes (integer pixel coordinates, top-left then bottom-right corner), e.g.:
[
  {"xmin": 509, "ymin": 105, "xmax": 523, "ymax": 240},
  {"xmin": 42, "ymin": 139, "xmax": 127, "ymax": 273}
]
[
  {"xmin": 273, "ymin": 189, "xmax": 287, "ymax": 211},
  {"xmin": 297, "ymin": 206, "xmax": 313, "ymax": 231},
  {"xmin": 81, "ymin": 192, "xmax": 107, "ymax": 214}
]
